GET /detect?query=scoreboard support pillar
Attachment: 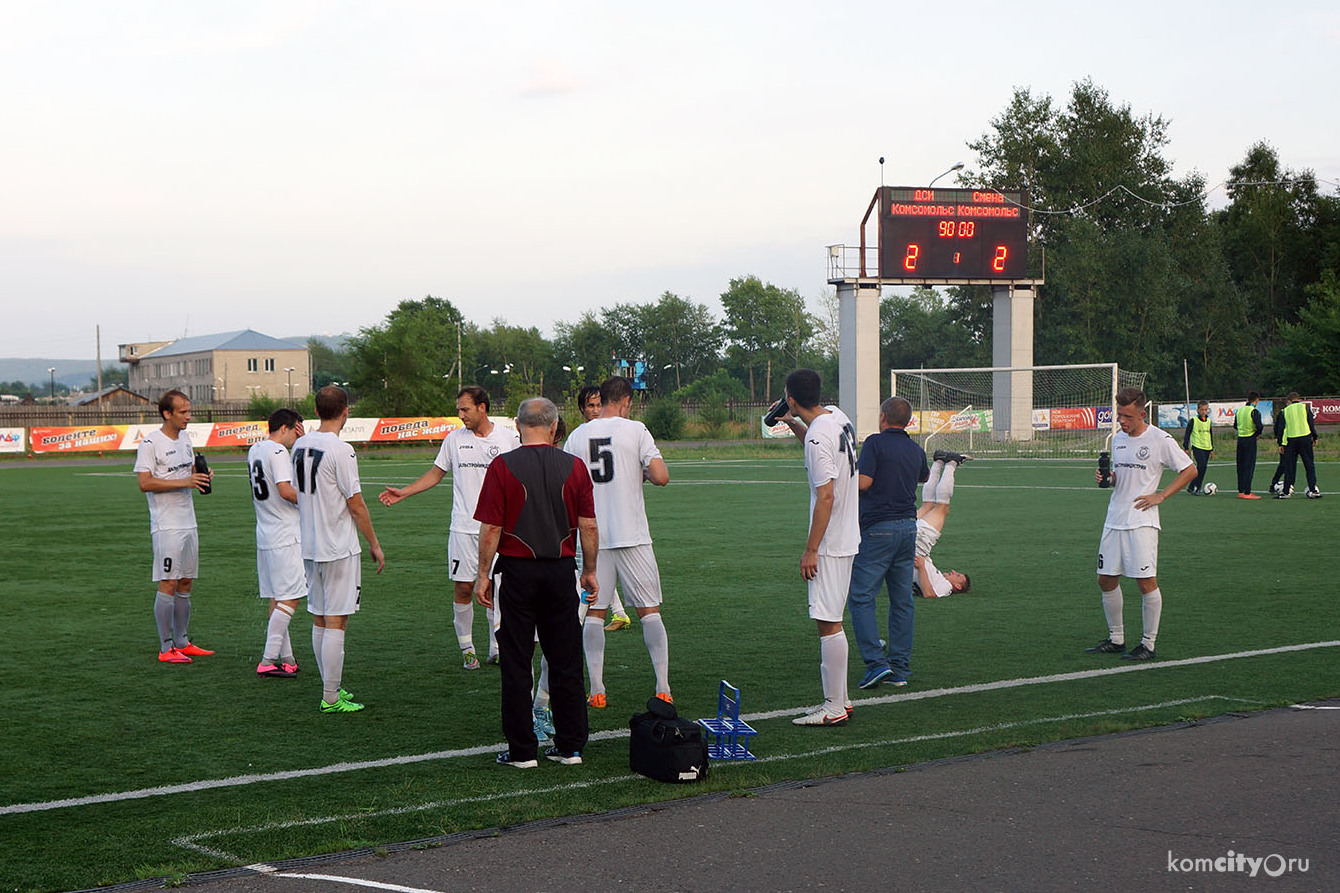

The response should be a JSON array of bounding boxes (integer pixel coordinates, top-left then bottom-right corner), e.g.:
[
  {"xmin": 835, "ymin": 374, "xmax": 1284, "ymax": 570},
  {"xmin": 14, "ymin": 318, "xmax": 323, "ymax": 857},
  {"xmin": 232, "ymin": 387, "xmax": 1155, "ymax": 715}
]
[
  {"xmin": 838, "ymin": 279, "xmax": 882, "ymax": 441},
  {"xmin": 991, "ymin": 284, "xmax": 1035, "ymax": 441}
]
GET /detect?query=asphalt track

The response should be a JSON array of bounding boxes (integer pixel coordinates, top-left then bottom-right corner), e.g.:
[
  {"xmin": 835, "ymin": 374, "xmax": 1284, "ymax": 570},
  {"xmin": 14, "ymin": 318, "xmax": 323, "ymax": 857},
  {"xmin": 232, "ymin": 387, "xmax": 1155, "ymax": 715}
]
[{"xmin": 111, "ymin": 700, "xmax": 1336, "ymax": 893}]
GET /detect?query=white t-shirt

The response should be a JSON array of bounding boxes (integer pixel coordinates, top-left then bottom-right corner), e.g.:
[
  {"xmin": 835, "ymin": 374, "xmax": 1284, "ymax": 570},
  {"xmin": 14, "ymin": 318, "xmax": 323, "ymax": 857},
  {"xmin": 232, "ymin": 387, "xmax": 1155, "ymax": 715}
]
[
  {"xmin": 1105, "ymin": 424, "xmax": 1193, "ymax": 531},
  {"xmin": 565, "ymin": 416, "xmax": 662, "ymax": 549},
  {"xmin": 435, "ymin": 423, "xmax": 521, "ymax": 535},
  {"xmin": 292, "ymin": 429, "xmax": 362, "ymax": 562},
  {"xmin": 921, "ymin": 556, "xmax": 953, "ymax": 598},
  {"xmin": 803, "ymin": 408, "xmax": 860, "ymax": 557},
  {"xmin": 133, "ymin": 428, "xmax": 197, "ymax": 532},
  {"xmin": 247, "ymin": 438, "xmax": 300, "ymax": 551}
]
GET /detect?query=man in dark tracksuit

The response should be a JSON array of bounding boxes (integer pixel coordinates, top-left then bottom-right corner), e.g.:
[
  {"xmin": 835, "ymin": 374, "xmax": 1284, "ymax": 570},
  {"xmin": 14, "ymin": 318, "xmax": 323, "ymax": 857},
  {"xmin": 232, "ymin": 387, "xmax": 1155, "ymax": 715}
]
[
  {"xmin": 475, "ymin": 397, "xmax": 599, "ymax": 768},
  {"xmin": 1182, "ymin": 401, "xmax": 1214, "ymax": 495},
  {"xmin": 1234, "ymin": 391, "xmax": 1264, "ymax": 499},
  {"xmin": 1278, "ymin": 391, "xmax": 1322, "ymax": 499}
]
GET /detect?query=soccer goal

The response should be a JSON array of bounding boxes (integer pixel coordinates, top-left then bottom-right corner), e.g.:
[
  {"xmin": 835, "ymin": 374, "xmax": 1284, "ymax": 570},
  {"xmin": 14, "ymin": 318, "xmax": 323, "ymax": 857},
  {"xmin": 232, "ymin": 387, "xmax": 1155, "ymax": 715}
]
[{"xmin": 889, "ymin": 363, "xmax": 1147, "ymax": 459}]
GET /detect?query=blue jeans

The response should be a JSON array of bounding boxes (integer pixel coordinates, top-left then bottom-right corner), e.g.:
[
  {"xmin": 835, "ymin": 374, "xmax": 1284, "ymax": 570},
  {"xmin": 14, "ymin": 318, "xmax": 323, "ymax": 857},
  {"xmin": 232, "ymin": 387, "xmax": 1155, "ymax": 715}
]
[{"xmin": 847, "ymin": 518, "xmax": 917, "ymax": 676}]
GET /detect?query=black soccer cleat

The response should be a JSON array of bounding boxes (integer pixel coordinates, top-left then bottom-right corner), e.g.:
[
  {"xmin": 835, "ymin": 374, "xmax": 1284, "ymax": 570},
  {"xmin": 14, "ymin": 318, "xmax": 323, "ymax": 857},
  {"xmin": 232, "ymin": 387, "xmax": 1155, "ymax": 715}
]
[
  {"xmin": 1122, "ymin": 643, "xmax": 1157, "ymax": 661},
  {"xmin": 932, "ymin": 449, "xmax": 951, "ymax": 463},
  {"xmin": 1084, "ymin": 638, "xmax": 1126, "ymax": 654}
]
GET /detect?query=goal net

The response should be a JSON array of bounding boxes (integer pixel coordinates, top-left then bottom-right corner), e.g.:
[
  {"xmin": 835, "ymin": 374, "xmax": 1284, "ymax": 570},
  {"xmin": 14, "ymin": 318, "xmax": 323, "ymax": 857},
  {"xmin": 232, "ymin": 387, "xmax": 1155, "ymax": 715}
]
[{"xmin": 889, "ymin": 363, "xmax": 1148, "ymax": 459}]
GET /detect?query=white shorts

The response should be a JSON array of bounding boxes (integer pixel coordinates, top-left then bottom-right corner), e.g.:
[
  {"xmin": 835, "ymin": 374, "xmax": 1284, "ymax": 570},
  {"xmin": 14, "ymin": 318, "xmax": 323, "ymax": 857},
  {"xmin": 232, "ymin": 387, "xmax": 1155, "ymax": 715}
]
[
  {"xmin": 1097, "ymin": 526, "xmax": 1159, "ymax": 578},
  {"xmin": 808, "ymin": 554, "xmax": 855, "ymax": 623},
  {"xmin": 257, "ymin": 544, "xmax": 306, "ymax": 600},
  {"xmin": 594, "ymin": 544, "xmax": 662, "ymax": 610},
  {"xmin": 448, "ymin": 531, "xmax": 480, "ymax": 583},
  {"xmin": 152, "ymin": 529, "xmax": 199, "ymax": 582},
  {"xmin": 306, "ymin": 554, "xmax": 362, "ymax": 617},
  {"xmin": 915, "ymin": 518, "xmax": 941, "ymax": 557}
]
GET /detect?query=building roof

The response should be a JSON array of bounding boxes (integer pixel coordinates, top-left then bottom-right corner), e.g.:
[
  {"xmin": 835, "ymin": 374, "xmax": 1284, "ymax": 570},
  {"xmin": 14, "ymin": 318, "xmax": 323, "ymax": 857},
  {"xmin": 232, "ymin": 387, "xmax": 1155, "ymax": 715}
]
[
  {"xmin": 143, "ymin": 329, "xmax": 305, "ymax": 358},
  {"xmin": 74, "ymin": 385, "xmax": 149, "ymax": 405}
]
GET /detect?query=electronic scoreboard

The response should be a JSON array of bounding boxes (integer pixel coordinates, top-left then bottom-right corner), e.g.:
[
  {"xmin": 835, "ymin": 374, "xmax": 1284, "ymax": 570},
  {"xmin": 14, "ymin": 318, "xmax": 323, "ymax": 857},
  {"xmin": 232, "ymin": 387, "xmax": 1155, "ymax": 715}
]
[{"xmin": 877, "ymin": 186, "xmax": 1029, "ymax": 280}]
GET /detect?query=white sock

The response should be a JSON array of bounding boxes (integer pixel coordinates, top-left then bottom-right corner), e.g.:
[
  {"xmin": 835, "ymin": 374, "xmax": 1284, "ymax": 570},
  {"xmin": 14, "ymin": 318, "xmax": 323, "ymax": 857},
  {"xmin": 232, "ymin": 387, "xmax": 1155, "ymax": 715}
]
[
  {"xmin": 320, "ymin": 627, "xmax": 346, "ymax": 703},
  {"xmin": 1141, "ymin": 588, "xmax": 1162, "ymax": 650},
  {"xmin": 154, "ymin": 592, "xmax": 175, "ymax": 651},
  {"xmin": 312, "ymin": 625, "xmax": 326, "ymax": 677},
  {"xmin": 172, "ymin": 593, "xmax": 192, "ymax": 648},
  {"xmin": 535, "ymin": 656, "xmax": 551, "ymax": 708},
  {"xmin": 264, "ymin": 603, "xmax": 295, "ymax": 663},
  {"xmin": 923, "ymin": 460, "xmax": 945, "ymax": 504},
  {"xmin": 486, "ymin": 604, "xmax": 499, "ymax": 658},
  {"xmin": 1101, "ymin": 586, "xmax": 1124, "ymax": 644},
  {"xmin": 641, "ymin": 612, "xmax": 670, "ymax": 695},
  {"xmin": 583, "ymin": 616, "xmax": 606, "ymax": 695},
  {"xmin": 819, "ymin": 630, "xmax": 849, "ymax": 713},
  {"xmin": 936, "ymin": 460, "xmax": 957, "ymax": 504},
  {"xmin": 453, "ymin": 602, "xmax": 474, "ymax": 652}
]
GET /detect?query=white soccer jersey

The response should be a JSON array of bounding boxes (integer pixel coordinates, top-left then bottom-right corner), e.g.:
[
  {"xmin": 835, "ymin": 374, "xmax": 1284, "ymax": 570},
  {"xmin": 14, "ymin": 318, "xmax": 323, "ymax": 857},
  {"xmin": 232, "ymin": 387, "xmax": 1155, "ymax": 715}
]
[
  {"xmin": 133, "ymin": 428, "xmax": 197, "ymax": 532},
  {"xmin": 921, "ymin": 556, "xmax": 953, "ymax": 598},
  {"xmin": 803, "ymin": 408, "xmax": 860, "ymax": 557},
  {"xmin": 292, "ymin": 429, "xmax": 362, "ymax": 562},
  {"xmin": 565, "ymin": 416, "xmax": 662, "ymax": 549},
  {"xmin": 435, "ymin": 423, "xmax": 521, "ymax": 534},
  {"xmin": 1105, "ymin": 424, "xmax": 1193, "ymax": 531},
  {"xmin": 247, "ymin": 438, "xmax": 300, "ymax": 551}
]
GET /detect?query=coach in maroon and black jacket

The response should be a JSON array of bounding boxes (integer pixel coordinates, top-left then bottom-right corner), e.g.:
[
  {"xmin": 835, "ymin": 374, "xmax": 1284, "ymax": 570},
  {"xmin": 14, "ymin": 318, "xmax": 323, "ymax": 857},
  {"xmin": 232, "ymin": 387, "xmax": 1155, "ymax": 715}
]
[{"xmin": 474, "ymin": 397, "xmax": 599, "ymax": 766}]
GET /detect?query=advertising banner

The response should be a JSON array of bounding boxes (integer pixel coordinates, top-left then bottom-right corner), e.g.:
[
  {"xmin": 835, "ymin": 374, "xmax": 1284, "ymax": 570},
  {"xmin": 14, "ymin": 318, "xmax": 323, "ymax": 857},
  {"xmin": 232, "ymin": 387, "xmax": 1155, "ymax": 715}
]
[
  {"xmin": 368, "ymin": 417, "xmax": 459, "ymax": 442},
  {"xmin": 1306, "ymin": 398, "xmax": 1340, "ymax": 424},
  {"xmin": 31, "ymin": 425, "xmax": 128, "ymax": 453},
  {"xmin": 1050, "ymin": 407, "xmax": 1098, "ymax": 430},
  {"xmin": 205, "ymin": 421, "xmax": 270, "ymax": 447},
  {"xmin": 0, "ymin": 428, "xmax": 25, "ymax": 453},
  {"xmin": 1032, "ymin": 408, "xmax": 1051, "ymax": 430}
]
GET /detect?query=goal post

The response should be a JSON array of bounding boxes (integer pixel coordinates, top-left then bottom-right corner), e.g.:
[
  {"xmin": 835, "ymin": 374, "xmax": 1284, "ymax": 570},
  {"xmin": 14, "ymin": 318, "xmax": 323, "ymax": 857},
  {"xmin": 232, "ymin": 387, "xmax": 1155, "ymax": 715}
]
[{"xmin": 889, "ymin": 363, "xmax": 1147, "ymax": 459}]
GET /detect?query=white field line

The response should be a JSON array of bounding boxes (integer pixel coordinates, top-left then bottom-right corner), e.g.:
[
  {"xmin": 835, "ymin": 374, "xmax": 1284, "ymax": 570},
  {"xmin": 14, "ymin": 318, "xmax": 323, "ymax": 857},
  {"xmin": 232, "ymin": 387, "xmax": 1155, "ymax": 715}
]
[
  {"xmin": 5, "ymin": 640, "xmax": 1334, "ymax": 819},
  {"xmin": 174, "ymin": 694, "xmax": 1245, "ymax": 865}
]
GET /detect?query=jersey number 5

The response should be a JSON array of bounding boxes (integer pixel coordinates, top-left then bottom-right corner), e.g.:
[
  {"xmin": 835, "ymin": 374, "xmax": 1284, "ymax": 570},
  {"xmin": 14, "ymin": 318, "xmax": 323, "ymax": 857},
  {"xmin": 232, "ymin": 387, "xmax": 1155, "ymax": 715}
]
[{"xmin": 588, "ymin": 437, "xmax": 615, "ymax": 483}]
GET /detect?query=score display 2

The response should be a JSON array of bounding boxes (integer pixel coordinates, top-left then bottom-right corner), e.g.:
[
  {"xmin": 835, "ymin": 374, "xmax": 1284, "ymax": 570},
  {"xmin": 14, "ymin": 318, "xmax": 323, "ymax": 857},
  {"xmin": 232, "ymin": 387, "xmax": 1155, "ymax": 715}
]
[{"xmin": 877, "ymin": 186, "xmax": 1029, "ymax": 280}]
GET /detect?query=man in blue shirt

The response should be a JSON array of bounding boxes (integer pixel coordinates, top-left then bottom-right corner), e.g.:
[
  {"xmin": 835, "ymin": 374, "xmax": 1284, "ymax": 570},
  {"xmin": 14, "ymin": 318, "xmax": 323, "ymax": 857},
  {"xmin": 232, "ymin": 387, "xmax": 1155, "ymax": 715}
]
[{"xmin": 846, "ymin": 397, "xmax": 928, "ymax": 690}]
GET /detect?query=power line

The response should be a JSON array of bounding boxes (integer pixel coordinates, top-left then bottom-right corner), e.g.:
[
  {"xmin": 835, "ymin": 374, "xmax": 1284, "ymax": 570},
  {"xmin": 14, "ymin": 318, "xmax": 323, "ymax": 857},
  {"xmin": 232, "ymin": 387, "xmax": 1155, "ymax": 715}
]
[{"xmin": 983, "ymin": 177, "xmax": 1340, "ymax": 217}]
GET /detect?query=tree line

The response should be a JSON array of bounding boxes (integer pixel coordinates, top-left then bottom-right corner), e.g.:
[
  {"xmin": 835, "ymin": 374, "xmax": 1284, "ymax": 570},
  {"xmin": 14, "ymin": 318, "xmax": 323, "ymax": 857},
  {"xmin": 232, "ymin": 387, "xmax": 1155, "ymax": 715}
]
[{"xmin": 314, "ymin": 79, "xmax": 1338, "ymax": 415}]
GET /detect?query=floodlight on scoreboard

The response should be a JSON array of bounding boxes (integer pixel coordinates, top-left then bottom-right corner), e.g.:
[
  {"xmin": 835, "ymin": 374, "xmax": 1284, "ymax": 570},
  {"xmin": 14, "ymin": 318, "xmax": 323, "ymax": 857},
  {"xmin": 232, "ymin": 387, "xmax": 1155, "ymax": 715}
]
[{"xmin": 877, "ymin": 186, "xmax": 1029, "ymax": 280}]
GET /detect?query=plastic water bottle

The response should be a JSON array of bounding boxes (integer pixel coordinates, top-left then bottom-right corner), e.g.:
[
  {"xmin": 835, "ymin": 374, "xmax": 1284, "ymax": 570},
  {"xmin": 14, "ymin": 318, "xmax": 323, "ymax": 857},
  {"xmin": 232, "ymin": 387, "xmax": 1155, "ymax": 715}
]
[
  {"xmin": 194, "ymin": 453, "xmax": 212, "ymax": 495},
  {"xmin": 1098, "ymin": 452, "xmax": 1113, "ymax": 489},
  {"xmin": 581, "ymin": 590, "xmax": 596, "ymax": 605}
]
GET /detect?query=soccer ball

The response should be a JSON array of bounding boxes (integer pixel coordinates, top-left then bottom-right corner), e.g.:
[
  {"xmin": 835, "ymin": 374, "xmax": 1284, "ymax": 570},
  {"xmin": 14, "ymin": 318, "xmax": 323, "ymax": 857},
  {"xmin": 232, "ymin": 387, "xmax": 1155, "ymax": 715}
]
[
  {"xmin": 1202, "ymin": 482, "xmax": 1217, "ymax": 496},
  {"xmin": 1271, "ymin": 481, "xmax": 1284, "ymax": 495}
]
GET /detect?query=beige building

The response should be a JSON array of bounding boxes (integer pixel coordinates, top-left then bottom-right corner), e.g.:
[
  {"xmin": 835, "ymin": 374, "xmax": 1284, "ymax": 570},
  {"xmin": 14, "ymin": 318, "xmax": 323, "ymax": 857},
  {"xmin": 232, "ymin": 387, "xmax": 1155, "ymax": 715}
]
[{"xmin": 120, "ymin": 330, "xmax": 310, "ymax": 404}]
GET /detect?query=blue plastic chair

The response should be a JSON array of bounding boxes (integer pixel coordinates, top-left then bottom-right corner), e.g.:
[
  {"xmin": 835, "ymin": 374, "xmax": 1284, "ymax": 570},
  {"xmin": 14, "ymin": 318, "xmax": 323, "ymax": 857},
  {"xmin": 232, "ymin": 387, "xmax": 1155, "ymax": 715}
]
[{"xmin": 696, "ymin": 680, "xmax": 758, "ymax": 761}]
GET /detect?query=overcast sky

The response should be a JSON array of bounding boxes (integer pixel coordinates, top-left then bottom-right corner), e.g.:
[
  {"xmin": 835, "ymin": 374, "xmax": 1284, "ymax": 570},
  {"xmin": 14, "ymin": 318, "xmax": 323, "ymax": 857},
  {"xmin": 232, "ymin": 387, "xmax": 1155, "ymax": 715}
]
[{"xmin": 3, "ymin": 0, "xmax": 1337, "ymax": 360}]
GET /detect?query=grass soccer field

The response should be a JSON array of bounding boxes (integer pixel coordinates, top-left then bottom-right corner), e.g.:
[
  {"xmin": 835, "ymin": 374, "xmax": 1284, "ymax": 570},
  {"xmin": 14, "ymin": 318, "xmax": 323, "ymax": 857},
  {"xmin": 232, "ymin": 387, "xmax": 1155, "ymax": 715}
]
[{"xmin": 1, "ymin": 449, "xmax": 1337, "ymax": 891}]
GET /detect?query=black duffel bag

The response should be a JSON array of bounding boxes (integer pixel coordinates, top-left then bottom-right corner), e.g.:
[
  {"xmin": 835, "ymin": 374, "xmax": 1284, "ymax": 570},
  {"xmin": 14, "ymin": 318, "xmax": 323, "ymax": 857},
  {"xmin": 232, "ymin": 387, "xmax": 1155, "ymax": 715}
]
[{"xmin": 629, "ymin": 696, "xmax": 709, "ymax": 783}]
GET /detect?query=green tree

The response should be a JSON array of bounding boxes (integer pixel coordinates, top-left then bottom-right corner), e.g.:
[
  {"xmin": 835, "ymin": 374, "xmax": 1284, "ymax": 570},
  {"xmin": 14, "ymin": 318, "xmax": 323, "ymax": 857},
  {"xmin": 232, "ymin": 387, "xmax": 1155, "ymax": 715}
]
[
  {"xmin": 965, "ymin": 79, "xmax": 1233, "ymax": 393},
  {"xmin": 1263, "ymin": 272, "xmax": 1340, "ymax": 393},
  {"xmin": 720, "ymin": 275, "xmax": 814, "ymax": 400},
  {"xmin": 346, "ymin": 296, "xmax": 468, "ymax": 415},
  {"xmin": 637, "ymin": 292, "xmax": 722, "ymax": 392},
  {"xmin": 881, "ymin": 287, "xmax": 987, "ymax": 372},
  {"xmin": 1215, "ymin": 143, "xmax": 1324, "ymax": 353},
  {"xmin": 86, "ymin": 365, "xmax": 128, "ymax": 391},
  {"xmin": 552, "ymin": 311, "xmax": 618, "ymax": 387},
  {"xmin": 471, "ymin": 319, "xmax": 553, "ymax": 412},
  {"xmin": 308, "ymin": 337, "xmax": 353, "ymax": 389}
]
